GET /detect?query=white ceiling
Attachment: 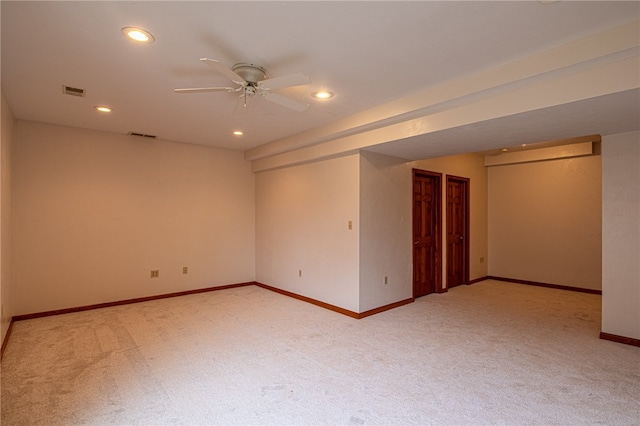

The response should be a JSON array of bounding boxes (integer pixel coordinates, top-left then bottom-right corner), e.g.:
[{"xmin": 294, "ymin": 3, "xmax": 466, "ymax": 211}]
[
  {"xmin": 365, "ymin": 89, "xmax": 640, "ymax": 160},
  {"xmin": 2, "ymin": 1, "xmax": 639, "ymax": 157}
]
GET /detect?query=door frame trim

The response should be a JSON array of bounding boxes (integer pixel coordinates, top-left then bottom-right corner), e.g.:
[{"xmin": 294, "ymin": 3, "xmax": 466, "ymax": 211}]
[
  {"xmin": 412, "ymin": 169, "xmax": 444, "ymax": 296},
  {"xmin": 446, "ymin": 174, "xmax": 470, "ymax": 287}
]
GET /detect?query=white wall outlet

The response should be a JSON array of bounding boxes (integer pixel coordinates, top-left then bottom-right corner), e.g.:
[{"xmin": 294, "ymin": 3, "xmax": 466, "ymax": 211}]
[
  {"xmin": 298, "ymin": 269, "xmax": 303, "ymax": 277},
  {"xmin": 348, "ymin": 220, "xmax": 353, "ymax": 230},
  {"xmin": 384, "ymin": 276, "xmax": 389, "ymax": 285},
  {"xmin": 150, "ymin": 270, "xmax": 159, "ymax": 278},
  {"xmin": 183, "ymin": 266, "xmax": 188, "ymax": 274}
]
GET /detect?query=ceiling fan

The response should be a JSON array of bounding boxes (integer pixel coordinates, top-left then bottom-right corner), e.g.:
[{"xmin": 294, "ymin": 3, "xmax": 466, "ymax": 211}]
[{"xmin": 175, "ymin": 58, "xmax": 311, "ymax": 114}]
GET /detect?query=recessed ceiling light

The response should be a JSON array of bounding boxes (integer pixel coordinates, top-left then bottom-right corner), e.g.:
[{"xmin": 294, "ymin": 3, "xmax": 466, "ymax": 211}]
[
  {"xmin": 313, "ymin": 90, "xmax": 334, "ymax": 100},
  {"xmin": 233, "ymin": 131, "xmax": 244, "ymax": 136},
  {"xmin": 122, "ymin": 27, "xmax": 154, "ymax": 43},
  {"xmin": 500, "ymin": 148, "xmax": 509, "ymax": 152},
  {"xmin": 94, "ymin": 106, "xmax": 113, "ymax": 113}
]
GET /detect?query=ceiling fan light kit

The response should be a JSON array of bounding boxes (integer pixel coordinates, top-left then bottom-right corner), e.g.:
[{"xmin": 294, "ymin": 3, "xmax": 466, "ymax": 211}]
[{"xmin": 175, "ymin": 58, "xmax": 311, "ymax": 114}]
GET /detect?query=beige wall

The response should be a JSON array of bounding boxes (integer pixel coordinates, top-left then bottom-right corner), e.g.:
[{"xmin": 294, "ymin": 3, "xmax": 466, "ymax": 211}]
[
  {"xmin": 255, "ymin": 150, "xmax": 488, "ymax": 313},
  {"xmin": 412, "ymin": 153, "xmax": 489, "ymax": 287},
  {"xmin": 7, "ymin": 118, "xmax": 638, "ymax": 346},
  {"xmin": 13, "ymin": 121, "xmax": 255, "ymax": 315},
  {"xmin": 488, "ymin": 154, "xmax": 602, "ymax": 290},
  {"xmin": 602, "ymin": 131, "xmax": 639, "ymax": 339},
  {"xmin": 255, "ymin": 154, "xmax": 361, "ymax": 312},
  {"xmin": 1, "ymin": 91, "xmax": 15, "ymax": 342},
  {"xmin": 359, "ymin": 152, "xmax": 412, "ymax": 311}
]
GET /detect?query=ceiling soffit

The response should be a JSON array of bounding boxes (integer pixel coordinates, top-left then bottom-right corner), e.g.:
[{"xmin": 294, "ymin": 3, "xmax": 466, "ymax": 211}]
[{"xmin": 248, "ymin": 20, "xmax": 640, "ymax": 172}]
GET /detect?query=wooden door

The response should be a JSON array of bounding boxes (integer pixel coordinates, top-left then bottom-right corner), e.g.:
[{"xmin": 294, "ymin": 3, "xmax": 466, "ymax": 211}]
[
  {"xmin": 413, "ymin": 170, "xmax": 442, "ymax": 297},
  {"xmin": 446, "ymin": 176, "xmax": 469, "ymax": 288}
]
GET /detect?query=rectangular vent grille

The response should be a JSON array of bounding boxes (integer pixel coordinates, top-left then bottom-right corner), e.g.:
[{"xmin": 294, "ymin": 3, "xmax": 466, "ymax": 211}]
[
  {"xmin": 62, "ymin": 85, "xmax": 85, "ymax": 97},
  {"xmin": 128, "ymin": 132, "xmax": 157, "ymax": 139}
]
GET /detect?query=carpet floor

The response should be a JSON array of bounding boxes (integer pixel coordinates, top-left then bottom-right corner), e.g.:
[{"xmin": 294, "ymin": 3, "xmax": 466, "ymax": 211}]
[{"xmin": 1, "ymin": 280, "xmax": 639, "ymax": 425}]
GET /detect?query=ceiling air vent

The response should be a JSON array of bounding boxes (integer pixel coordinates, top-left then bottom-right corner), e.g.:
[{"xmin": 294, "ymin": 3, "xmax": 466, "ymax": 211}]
[
  {"xmin": 127, "ymin": 131, "xmax": 157, "ymax": 139},
  {"xmin": 62, "ymin": 85, "xmax": 85, "ymax": 97}
]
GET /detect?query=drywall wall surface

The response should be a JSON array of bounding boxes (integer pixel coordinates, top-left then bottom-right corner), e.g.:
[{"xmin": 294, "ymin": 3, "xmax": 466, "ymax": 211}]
[
  {"xmin": 1, "ymin": 91, "xmax": 15, "ymax": 342},
  {"xmin": 601, "ymin": 131, "xmax": 639, "ymax": 340},
  {"xmin": 13, "ymin": 121, "xmax": 255, "ymax": 315},
  {"xmin": 359, "ymin": 151, "xmax": 412, "ymax": 312},
  {"xmin": 255, "ymin": 154, "xmax": 360, "ymax": 312},
  {"xmin": 488, "ymin": 153, "xmax": 602, "ymax": 290},
  {"xmin": 411, "ymin": 153, "xmax": 489, "ymax": 288}
]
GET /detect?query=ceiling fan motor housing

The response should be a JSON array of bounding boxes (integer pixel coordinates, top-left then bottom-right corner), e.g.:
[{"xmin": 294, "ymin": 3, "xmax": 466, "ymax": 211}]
[
  {"xmin": 175, "ymin": 58, "xmax": 310, "ymax": 112},
  {"xmin": 232, "ymin": 63, "xmax": 266, "ymax": 84}
]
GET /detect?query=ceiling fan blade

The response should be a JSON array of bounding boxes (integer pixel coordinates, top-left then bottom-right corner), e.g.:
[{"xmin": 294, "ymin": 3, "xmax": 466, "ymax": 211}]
[
  {"xmin": 174, "ymin": 87, "xmax": 236, "ymax": 94},
  {"xmin": 257, "ymin": 73, "xmax": 311, "ymax": 91},
  {"xmin": 262, "ymin": 92, "xmax": 309, "ymax": 112},
  {"xmin": 233, "ymin": 92, "xmax": 254, "ymax": 115},
  {"xmin": 200, "ymin": 58, "xmax": 246, "ymax": 85}
]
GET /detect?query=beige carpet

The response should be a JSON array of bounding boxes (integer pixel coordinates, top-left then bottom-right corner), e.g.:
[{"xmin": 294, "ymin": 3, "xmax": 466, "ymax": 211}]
[{"xmin": 1, "ymin": 280, "xmax": 639, "ymax": 425}]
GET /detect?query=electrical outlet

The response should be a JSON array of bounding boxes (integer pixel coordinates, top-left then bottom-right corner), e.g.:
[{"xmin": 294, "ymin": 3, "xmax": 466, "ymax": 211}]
[
  {"xmin": 183, "ymin": 266, "xmax": 188, "ymax": 274},
  {"xmin": 348, "ymin": 220, "xmax": 353, "ymax": 230},
  {"xmin": 298, "ymin": 269, "xmax": 303, "ymax": 277},
  {"xmin": 384, "ymin": 276, "xmax": 388, "ymax": 285},
  {"xmin": 480, "ymin": 257, "xmax": 485, "ymax": 264},
  {"xmin": 150, "ymin": 270, "xmax": 159, "ymax": 278}
]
